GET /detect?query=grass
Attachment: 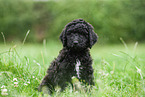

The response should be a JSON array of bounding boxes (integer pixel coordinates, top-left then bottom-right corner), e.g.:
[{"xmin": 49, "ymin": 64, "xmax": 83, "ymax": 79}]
[{"xmin": 0, "ymin": 42, "xmax": 145, "ymax": 97}]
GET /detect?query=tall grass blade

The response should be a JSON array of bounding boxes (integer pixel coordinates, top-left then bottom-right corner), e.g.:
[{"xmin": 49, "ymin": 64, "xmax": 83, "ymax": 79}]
[
  {"xmin": 43, "ymin": 39, "xmax": 47, "ymax": 55},
  {"xmin": 23, "ymin": 30, "xmax": 30, "ymax": 45},
  {"xmin": 135, "ymin": 66, "xmax": 143, "ymax": 80},
  {"xmin": 133, "ymin": 42, "xmax": 138, "ymax": 56},
  {"xmin": 41, "ymin": 51, "xmax": 45, "ymax": 65},
  {"xmin": 120, "ymin": 37, "xmax": 128, "ymax": 50},
  {"xmin": 1, "ymin": 32, "xmax": 6, "ymax": 45}
]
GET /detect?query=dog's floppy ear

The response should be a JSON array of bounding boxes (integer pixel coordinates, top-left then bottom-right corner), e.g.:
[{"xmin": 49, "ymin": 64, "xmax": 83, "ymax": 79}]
[
  {"xmin": 59, "ymin": 28, "xmax": 67, "ymax": 47},
  {"xmin": 88, "ymin": 24, "xmax": 98, "ymax": 49}
]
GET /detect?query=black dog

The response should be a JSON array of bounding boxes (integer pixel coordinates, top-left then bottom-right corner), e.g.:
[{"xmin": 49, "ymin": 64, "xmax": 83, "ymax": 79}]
[{"xmin": 38, "ymin": 19, "xmax": 98, "ymax": 94}]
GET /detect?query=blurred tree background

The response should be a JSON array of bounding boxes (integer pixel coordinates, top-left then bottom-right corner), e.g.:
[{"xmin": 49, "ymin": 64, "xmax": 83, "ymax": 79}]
[{"xmin": 0, "ymin": 0, "xmax": 145, "ymax": 44}]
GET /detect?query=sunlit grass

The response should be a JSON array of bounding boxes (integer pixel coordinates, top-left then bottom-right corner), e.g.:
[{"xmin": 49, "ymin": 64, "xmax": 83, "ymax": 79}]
[{"xmin": 0, "ymin": 42, "xmax": 145, "ymax": 96}]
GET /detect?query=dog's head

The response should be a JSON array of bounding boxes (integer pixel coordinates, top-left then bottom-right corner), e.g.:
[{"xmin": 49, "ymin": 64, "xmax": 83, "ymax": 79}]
[{"xmin": 60, "ymin": 19, "xmax": 98, "ymax": 50}]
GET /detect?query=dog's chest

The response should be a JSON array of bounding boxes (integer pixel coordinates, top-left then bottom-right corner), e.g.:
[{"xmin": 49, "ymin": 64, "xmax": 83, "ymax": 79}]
[{"xmin": 75, "ymin": 59, "xmax": 81, "ymax": 78}]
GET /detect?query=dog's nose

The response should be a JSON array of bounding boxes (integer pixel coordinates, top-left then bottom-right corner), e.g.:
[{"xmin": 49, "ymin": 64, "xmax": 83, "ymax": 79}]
[{"xmin": 73, "ymin": 41, "xmax": 78, "ymax": 45}]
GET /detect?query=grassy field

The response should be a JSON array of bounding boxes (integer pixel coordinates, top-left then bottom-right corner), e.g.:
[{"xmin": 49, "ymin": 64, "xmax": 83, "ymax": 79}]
[{"xmin": 0, "ymin": 42, "xmax": 145, "ymax": 97}]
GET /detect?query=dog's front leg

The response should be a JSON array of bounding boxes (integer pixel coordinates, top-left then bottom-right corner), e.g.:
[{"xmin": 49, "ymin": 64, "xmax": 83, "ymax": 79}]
[
  {"xmin": 79, "ymin": 65, "xmax": 95, "ymax": 86},
  {"xmin": 38, "ymin": 74, "xmax": 55, "ymax": 95}
]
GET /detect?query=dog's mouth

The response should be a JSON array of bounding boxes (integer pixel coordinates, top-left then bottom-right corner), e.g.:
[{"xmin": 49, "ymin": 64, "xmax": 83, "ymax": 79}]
[{"xmin": 72, "ymin": 45, "xmax": 79, "ymax": 50}]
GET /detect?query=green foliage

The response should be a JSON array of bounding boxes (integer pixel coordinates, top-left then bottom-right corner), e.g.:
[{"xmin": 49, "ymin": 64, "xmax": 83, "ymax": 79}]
[
  {"xmin": 0, "ymin": 1, "xmax": 33, "ymax": 40},
  {"xmin": 0, "ymin": 0, "xmax": 145, "ymax": 43},
  {"xmin": 0, "ymin": 42, "xmax": 145, "ymax": 96}
]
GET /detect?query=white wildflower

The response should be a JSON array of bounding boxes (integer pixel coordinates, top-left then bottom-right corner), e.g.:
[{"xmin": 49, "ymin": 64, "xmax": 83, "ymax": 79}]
[
  {"xmin": 1, "ymin": 89, "xmax": 8, "ymax": 96},
  {"xmin": 14, "ymin": 85, "xmax": 18, "ymax": 87},
  {"xmin": 13, "ymin": 78, "xmax": 18, "ymax": 81},
  {"xmin": 110, "ymin": 71, "xmax": 114, "ymax": 74},
  {"xmin": 1, "ymin": 85, "xmax": 6, "ymax": 88},
  {"xmin": 27, "ymin": 81, "xmax": 30, "ymax": 84},
  {"xmin": 14, "ymin": 82, "xmax": 18, "ymax": 85},
  {"xmin": 14, "ymin": 83, "xmax": 18, "ymax": 87},
  {"xmin": 32, "ymin": 76, "xmax": 35, "ymax": 78},
  {"xmin": 1, "ymin": 92, "xmax": 8, "ymax": 96},
  {"xmin": 13, "ymin": 79, "xmax": 18, "ymax": 87},
  {"xmin": 1, "ymin": 89, "xmax": 7, "ymax": 92}
]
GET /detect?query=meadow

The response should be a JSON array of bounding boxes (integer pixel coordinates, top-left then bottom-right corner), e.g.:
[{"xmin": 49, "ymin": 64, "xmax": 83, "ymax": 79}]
[{"xmin": 0, "ymin": 42, "xmax": 145, "ymax": 97}]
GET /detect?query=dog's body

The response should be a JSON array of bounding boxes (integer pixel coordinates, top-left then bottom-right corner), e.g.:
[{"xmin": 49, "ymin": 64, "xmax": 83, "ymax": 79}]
[{"xmin": 38, "ymin": 19, "xmax": 98, "ymax": 94}]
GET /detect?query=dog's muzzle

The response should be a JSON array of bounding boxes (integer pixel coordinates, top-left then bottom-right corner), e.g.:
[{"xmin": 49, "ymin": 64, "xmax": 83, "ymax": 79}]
[{"xmin": 73, "ymin": 35, "xmax": 79, "ymax": 45}]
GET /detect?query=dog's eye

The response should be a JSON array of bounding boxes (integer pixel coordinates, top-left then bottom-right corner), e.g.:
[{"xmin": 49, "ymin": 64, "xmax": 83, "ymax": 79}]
[
  {"xmin": 79, "ymin": 32, "xmax": 88, "ymax": 38},
  {"xmin": 85, "ymin": 34, "xmax": 89, "ymax": 38}
]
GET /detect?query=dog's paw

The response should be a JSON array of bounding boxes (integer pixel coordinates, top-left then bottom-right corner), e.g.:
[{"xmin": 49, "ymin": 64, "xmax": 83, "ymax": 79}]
[{"xmin": 41, "ymin": 86, "xmax": 51, "ymax": 94}]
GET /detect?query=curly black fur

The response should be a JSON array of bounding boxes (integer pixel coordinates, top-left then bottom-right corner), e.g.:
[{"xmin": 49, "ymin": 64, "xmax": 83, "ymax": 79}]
[{"xmin": 38, "ymin": 19, "xmax": 98, "ymax": 94}]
